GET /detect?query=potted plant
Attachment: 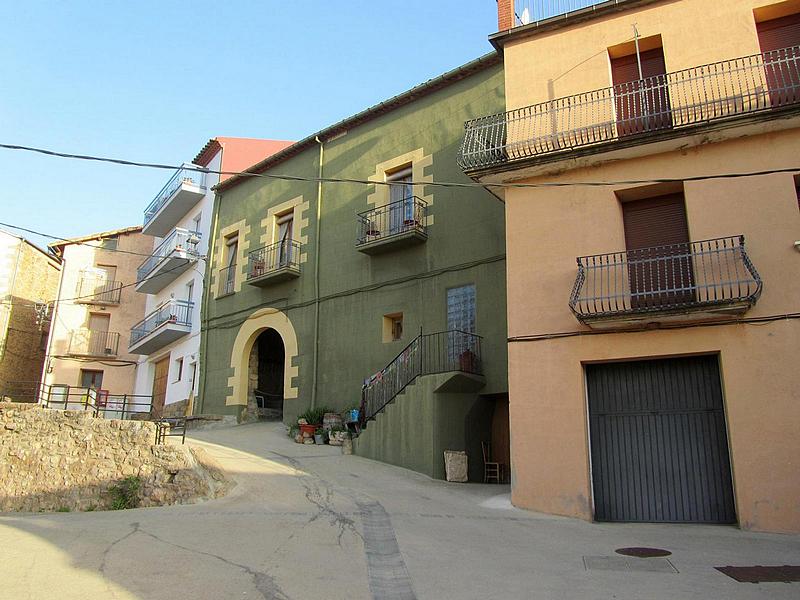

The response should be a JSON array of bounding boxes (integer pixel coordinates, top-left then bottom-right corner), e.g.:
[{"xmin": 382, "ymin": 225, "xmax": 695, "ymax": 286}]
[
  {"xmin": 298, "ymin": 406, "xmax": 332, "ymax": 437},
  {"xmin": 314, "ymin": 427, "xmax": 326, "ymax": 445},
  {"xmin": 459, "ymin": 348, "xmax": 477, "ymax": 372}
]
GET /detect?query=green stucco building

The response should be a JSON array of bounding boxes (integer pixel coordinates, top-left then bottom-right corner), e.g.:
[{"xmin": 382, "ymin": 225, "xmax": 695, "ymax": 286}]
[{"xmin": 198, "ymin": 54, "xmax": 508, "ymax": 481}]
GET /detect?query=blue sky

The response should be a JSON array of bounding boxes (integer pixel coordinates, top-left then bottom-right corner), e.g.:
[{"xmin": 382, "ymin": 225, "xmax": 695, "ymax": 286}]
[{"xmin": 0, "ymin": 1, "xmax": 498, "ymax": 245}]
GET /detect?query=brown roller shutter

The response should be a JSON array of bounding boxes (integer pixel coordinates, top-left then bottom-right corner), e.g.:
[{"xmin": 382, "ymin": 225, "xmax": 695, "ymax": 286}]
[
  {"xmin": 622, "ymin": 194, "xmax": 693, "ymax": 309},
  {"xmin": 611, "ymin": 48, "xmax": 672, "ymax": 136},
  {"xmin": 757, "ymin": 14, "xmax": 800, "ymax": 107},
  {"xmin": 757, "ymin": 13, "xmax": 800, "ymax": 52}
]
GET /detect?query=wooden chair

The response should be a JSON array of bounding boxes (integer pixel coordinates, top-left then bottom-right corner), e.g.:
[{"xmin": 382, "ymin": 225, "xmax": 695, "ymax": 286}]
[{"xmin": 482, "ymin": 441, "xmax": 502, "ymax": 484}]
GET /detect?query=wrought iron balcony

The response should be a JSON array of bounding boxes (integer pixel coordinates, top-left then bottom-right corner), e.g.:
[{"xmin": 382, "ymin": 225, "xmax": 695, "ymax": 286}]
[
  {"xmin": 75, "ymin": 273, "xmax": 122, "ymax": 304},
  {"xmin": 569, "ymin": 235, "xmax": 762, "ymax": 327},
  {"xmin": 510, "ymin": 1, "xmax": 618, "ymax": 28},
  {"xmin": 68, "ymin": 329, "xmax": 121, "ymax": 357},
  {"xmin": 142, "ymin": 164, "xmax": 207, "ymax": 237},
  {"xmin": 356, "ymin": 196, "xmax": 427, "ymax": 254},
  {"xmin": 246, "ymin": 240, "xmax": 302, "ymax": 286},
  {"xmin": 129, "ymin": 299, "xmax": 193, "ymax": 354},
  {"xmin": 459, "ymin": 46, "xmax": 800, "ymax": 172},
  {"xmin": 136, "ymin": 228, "xmax": 201, "ymax": 294}
]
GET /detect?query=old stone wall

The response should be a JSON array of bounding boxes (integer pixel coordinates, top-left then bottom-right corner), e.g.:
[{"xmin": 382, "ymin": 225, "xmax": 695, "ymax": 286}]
[{"xmin": 0, "ymin": 403, "xmax": 230, "ymax": 512}]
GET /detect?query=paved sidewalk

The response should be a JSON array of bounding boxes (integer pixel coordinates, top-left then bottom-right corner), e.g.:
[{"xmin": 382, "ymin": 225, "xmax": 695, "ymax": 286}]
[{"xmin": 1, "ymin": 421, "xmax": 798, "ymax": 599}]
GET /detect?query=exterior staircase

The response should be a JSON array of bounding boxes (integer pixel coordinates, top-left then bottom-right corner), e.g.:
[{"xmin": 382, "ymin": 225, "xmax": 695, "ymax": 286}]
[
  {"xmin": 359, "ymin": 330, "xmax": 483, "ymax": 428},
  {"xmin": 354, "ymin": 330, "xmax": 490, "ymax": 481}
]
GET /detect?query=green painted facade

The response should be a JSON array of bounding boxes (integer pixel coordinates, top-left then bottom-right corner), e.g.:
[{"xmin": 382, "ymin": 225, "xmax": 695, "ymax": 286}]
[{"xmin": 198, "ymin": 56, "xmax": 507, "ymax": 478}]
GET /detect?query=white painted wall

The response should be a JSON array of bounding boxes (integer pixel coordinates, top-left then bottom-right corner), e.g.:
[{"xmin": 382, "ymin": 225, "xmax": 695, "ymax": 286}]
[{"xmin": 133, "ymin": 151, "xmax": 221, "ymax": 406}]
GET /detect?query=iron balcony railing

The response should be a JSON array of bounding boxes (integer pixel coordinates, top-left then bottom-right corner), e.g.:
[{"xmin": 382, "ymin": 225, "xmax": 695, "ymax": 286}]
[
  {"xmin": 76, "ymin": 273, "xmax": 122, "ymax": 304},
  {"xmin": 360, "ymin": 330, "xmax": 483, "ymax": 425},
  {"xmin": 218, "ymin": 265, "xmax": 236, "ymax": 296},
  {"xmin": 511, "ymin": 1, "xmax": 620, "ymax": 27},
  {"xmin": 459, "ymin": 46, "xmax": 800, "ymax": 171},
  {"xmin": 68, "ymin": 329, "xmax": 121, "ymax": 357},
  {"xmin": 130, "ymin": 299, "xmax": 193, "ymax": 346},
  {"xmin": 137, "ymin": 228, "xmax": 201, "ymax": 283},
  {"xmin": 569, "ymin": 235, "xmax": 762, "ymax": 321},
  {"xmin": 247, "ymin": 239, "xmax": 302, "ymax": 280},
  {"xmin": 356, "ymin": 196, "xmax": 427, "ymax": 246},
  {"xmin": 143, "ymin": 164, "xmax": 207, "ymax": 226}
]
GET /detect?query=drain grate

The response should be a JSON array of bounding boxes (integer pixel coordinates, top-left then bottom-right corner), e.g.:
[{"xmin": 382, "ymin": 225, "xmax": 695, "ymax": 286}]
[
  {"xmin": 616, "ymin": 547, "xmax": 672, "ymax": 558},
  {"xmin": 716, "ymin": 565, "xmax": 800, "ymax": 583}
]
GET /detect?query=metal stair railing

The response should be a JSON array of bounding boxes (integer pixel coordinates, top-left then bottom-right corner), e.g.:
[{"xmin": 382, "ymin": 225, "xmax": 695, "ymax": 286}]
[{"xmin": 359, "ymin": 330, "xmax": 483, "ymax": 426}]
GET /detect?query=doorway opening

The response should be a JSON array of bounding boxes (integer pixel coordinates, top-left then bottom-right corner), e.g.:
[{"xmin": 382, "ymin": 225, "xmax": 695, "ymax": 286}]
[{"xmin": 248, "ymin": 328, "xmax": 285, "ymax": 421}]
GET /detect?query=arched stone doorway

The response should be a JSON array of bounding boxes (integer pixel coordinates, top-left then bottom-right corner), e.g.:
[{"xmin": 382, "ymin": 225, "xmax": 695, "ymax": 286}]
[
  {"xmin": 247, "ymin": 328, "xmax": 285, "ymax": 420},
  {"xmin": 226, "ymin": 308, "xmax": 299, "ymax": 421}
]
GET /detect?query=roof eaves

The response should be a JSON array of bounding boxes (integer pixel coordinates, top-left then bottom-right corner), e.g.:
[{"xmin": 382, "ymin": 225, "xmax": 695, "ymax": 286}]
[
  {"xmin": 489, "ymin": 0, "xmax": 658, "ymax": 50},
  {"xmin": 215, "ymin": 52, "xmax": 502, "ymax": 193}
]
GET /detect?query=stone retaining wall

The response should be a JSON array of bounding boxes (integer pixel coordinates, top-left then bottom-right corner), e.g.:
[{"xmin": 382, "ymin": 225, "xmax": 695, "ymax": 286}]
[{"xmin": 0, "ymin": 403, "xmax": 230, "ymax": 512}]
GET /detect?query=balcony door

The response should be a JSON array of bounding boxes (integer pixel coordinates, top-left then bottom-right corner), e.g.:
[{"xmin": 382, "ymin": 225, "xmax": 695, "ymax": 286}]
[
  {"xmin": 387, "ymin": 166, "xmax": 413, "ymax": 235},
  {"xmin": 88, "ymin": 313, "xmax": 110, "ymax": 356},
  {"xmin": 622, "ymin": 194, "xmax": 693, "ymax": 310},
  {"xmin": 276, "ymin": 213, "xmax": 294, "ymax": 268},
  {"xmin": 757, "ymin": 13, "xmax": 800, "ymax": 107},
  {"xmin": 612, "ymin": 47, "xmax": 672, "ymax": 137}
]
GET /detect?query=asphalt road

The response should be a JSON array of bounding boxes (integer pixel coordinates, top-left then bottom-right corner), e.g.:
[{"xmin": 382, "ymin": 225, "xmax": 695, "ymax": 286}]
[{"xmin": 1, "ymin": 421, "xmax": 798, "ymax": 599}]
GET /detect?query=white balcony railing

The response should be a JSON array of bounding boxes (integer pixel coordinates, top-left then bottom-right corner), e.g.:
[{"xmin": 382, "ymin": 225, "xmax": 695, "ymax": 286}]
[
  {"xmin": 136, "ymin": 228, "xmax": 201, "ymax": 283},
  {"xmin": 513, "ymin": 0, "xmax": 622, "ymax": 26},
  {"xmin": 129, "ymin": 299, "xmax": 193, "ymax": 348},
  {"xmin": 143, "ymin": 164, "xmax": 206, "ymax": 227}
]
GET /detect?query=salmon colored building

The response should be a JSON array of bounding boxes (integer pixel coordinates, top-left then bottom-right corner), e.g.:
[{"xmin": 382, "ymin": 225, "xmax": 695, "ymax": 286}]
[
  {"xmin": 43, "ymin": 227, "xmax": 152, "ymax": 405},
  {"xmin": 460, "ymin": 0, "xmax": 800, "ymax": 533}
]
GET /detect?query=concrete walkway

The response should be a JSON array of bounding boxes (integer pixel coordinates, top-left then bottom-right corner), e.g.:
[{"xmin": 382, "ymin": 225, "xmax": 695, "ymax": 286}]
[{"xmin": 1, "ymin": 421, "xmax": 798, "ymax": 599}]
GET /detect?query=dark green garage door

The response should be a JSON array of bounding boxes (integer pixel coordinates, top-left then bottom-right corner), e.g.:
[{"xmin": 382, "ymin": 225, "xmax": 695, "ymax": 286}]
[{"xmin": 587, "ymin": 356, "xmax": 736, "ymax": 523}]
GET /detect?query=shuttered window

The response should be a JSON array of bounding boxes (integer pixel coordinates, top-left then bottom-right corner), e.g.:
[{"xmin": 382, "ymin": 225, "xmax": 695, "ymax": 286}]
[
  {"xmin": 622, "ymin": 193, "xmax": 693, "ymax": 308},
  {"xmin": 622, "ymin": 194, "xmax": 689, "ymax": 250},
  {"xmin": 757, "ymin": 13, "xmax": 800, "ymax": 53},
  {"xmin": 611, "ymin": 47, "xmax": 671, "ymax": 135},
  {"xmin": 757, "ymin": 13, "xmax": 800, "ymax": 107}
]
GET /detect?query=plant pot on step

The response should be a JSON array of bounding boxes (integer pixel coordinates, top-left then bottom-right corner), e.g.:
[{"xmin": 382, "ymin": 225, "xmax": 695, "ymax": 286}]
[
  {"xmin": 299, "ymin": 423, "xmax": 318, "ymax": 437},
  {"xmin": 314, "ymin": 433, "xmax": 326, "ymax": 445}
]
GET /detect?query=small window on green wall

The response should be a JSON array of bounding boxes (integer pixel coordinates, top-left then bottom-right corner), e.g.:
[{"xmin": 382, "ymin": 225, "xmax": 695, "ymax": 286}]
[{"xmin": 382, "ymin": 313, "xmax": 403, "ymax": 343}]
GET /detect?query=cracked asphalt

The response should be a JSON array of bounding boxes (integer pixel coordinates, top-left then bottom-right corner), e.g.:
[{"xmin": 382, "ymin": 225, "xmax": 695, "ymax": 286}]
[{"xmin": 1, "ymin": 421, "xmax": 799, "ymax": 599}]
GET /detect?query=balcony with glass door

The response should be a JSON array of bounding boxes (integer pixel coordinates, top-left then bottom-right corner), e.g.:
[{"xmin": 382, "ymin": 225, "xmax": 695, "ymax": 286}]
[
  {"xmin": 135, "ymin": 228, "xmax": 201, "ymax": 294},
  {"xmin": 142, "ymin": 164, "xmax": 207, "ymax": 237},
  {"xmin": 356, "ymin": 196, "xmax": 427, "ymax": 255},
  {"xmin": 68, "ymin": 329, "xmax": 121, "ymax": 358},
  {"xmin": 128, "ymin": 299, "xmax": 193, "ymax": 355},
  {"xmin": 246, "ymin": 240, "xmax": 302, "ymax": 286}
]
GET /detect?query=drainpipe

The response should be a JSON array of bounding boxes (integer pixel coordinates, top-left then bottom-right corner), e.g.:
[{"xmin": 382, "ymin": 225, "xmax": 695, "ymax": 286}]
[
  {"xmin": 38, "ymin": 247, "xmax": 64, "ymax": 399},
  {"xmin": 311, "ymin": 136, "xmax": 324, "ymax": 409},
  {"xmin": 198, "ymin": 188, "xmax": 221, "ymax": 415}
]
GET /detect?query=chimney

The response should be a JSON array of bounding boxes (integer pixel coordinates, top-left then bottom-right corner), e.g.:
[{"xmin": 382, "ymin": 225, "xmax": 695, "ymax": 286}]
[{"xmin": 497, "ymin": 0, "xmax": 515, "ymax": 31}]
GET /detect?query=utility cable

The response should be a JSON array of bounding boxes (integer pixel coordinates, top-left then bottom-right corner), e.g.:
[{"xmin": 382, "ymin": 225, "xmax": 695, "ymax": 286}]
[
  {"xmin": 1, "ymin": 142, "xmax": 798, "ymax": 190},
  {"xmin": 0, "ymin": 220, "xmax": 204, "ymax": 261}
]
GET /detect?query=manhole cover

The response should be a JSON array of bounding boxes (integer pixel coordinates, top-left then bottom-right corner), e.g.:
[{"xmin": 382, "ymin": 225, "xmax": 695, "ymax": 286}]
[
  {"xmin": 615, "ymin": 547, "xmax": 672, "ymax": 558},
  {"xmin": 715, "ymin": 565, "xmax": 800, "ymax": 583}
]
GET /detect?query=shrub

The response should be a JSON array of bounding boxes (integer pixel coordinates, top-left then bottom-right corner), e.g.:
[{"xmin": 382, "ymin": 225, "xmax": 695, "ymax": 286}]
[
  {"xmin": 297, "ymin": 406, "xmax": 334, "ymax": 425},
  {"xmin": 109, "ymin": 476, "xmax": 141, "ymax": 510}
]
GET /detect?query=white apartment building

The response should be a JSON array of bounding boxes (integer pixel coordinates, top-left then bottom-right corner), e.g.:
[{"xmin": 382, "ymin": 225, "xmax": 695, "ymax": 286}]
[{"xmin": 131, "ymin": 137, "xmax": 292, "ymax": 416}]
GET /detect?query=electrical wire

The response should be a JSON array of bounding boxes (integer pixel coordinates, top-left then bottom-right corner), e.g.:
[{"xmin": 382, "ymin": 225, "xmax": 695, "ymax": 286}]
[
  {"xmin": 0, "ymin": 256, "xmax": 205, "ymax": 308},
  {"xmin": 508, "ymin": 312, "xmax": 800, "ymax": 342},
  {"xmin": 1, "ymin": 142, "xmax": 799, "ymax": 190},
  {"xmin": 0, "ymin": 220, "xmax": 204, "ymax": 261}
]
